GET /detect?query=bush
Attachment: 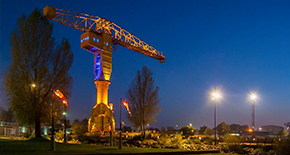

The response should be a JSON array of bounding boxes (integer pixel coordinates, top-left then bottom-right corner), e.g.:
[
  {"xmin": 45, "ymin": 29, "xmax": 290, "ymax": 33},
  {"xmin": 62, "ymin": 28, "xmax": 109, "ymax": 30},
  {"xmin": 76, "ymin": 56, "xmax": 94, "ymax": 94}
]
[
  {"xmin": 203, "ymin": 138, "xmax": 214, "ymax": 145},
  {"xmin": 157, "ymin": 134, "xmax": 171, "ymax": 148},
  {"xmin": 275, "ymin": 137, "xmax": 290, "ymax": 155},
  {"xmin": 55, "ymin": 130, "xmax": 64, "ymax": 141},
  {"xmin": 183, "ymin": 138, "xmax": 193, "ymax": 144},
  {"xmin": 224, "ymin": 134, "xmax": 241, "ymax": 144},
  {"xmin": 250, "ymin": 148, "xmax": 265, "ymax": 155},
  {"xmin": 192, "ymin": 138, "xmax": 202, "ymax": 144},
  {"xmin": 228, "ymin": 145, "xmax": 243, "ymax": 154},
  {"xmin": 170, "ymin": 133, "xmax": 183, "ymax": 149},
  {"xmin": 267, "ymin": 150, "xmax": 276, "ymax": 155},
  {"xmin": 219, "ymin": 144, "xmax": 229, "ymax": 153}
]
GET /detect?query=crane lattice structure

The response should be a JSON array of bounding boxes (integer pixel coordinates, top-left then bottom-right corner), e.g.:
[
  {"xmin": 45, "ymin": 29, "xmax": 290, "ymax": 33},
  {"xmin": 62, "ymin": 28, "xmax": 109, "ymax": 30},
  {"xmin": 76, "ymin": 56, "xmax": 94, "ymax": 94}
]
[{"xmin": 43, "ymin": 6, "xmax": 165, "ymax": 133}]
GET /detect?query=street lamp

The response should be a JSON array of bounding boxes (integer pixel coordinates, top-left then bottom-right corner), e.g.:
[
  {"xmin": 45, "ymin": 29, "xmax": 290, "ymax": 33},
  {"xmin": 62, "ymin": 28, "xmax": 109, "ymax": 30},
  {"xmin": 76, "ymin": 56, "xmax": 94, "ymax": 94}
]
[
  {"xmin": 31, "ymin": 83, "xmax": 36, "ymax": 88},
  {"xmin": 63, "ymin": 108, "xmax": 67, "ymax": 144},
  {"xmin": 119, "ymin": 98, "xmax": 123, "ymax": 149},
  {"xmin": 212, "ymin": 87, "xmax": 221, "ymax": 146},
  {"xmin": 250, "ymin": 93, "xmax": 257, "ymax": 130}
]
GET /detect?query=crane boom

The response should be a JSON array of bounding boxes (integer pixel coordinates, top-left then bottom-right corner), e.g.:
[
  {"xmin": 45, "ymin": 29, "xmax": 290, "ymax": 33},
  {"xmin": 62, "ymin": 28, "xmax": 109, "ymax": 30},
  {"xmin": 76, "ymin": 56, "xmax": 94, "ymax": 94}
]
[{"xmin": 43, "ymin": 6, "xmax": 165, "ymax": 61}]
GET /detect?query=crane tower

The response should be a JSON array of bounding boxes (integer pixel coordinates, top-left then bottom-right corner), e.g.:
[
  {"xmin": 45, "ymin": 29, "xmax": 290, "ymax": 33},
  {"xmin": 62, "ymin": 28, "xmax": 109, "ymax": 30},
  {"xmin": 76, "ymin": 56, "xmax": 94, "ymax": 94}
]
[{"xmin": 43, "ymin": 6, "xmax": 165, "ymax": 133}]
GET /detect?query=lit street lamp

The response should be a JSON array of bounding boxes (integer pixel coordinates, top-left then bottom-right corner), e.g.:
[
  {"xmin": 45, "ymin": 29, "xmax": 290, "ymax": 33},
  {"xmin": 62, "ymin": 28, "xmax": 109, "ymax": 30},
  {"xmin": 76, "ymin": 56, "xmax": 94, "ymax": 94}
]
[
  {"xmin": 212, "ymin": 87, "xmax": 221, "ymax": 146},
  {"xmin": 250, "ymin": 93, "xmax": 257, "ymax": 130},
  {"xmin": 63, "ymin": 107, "xmax": 67, "ymax": 144}
]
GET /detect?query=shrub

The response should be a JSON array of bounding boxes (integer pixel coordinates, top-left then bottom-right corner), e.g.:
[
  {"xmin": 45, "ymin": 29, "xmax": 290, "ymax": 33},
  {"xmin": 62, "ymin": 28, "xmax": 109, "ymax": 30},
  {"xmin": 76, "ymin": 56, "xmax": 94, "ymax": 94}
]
[
  {"xmin": 192, "ymin": 138, "xmax": 202, "ymax": 144},
  {"xmin": 275, "ymin": 137, "xmax": 290, "ymax": 155},
  {"xmin": 228, "ymin": 145, "xmax": 243, "ymax": 154},
  {"xmin": 55, "ymin": 130, "xmax": 64, "ymax": 141},
  {"xmin": 203, "ymin": 137, "xmax": 214, "ymax": 145},
  {"xmin": 219, "ymin": 144, "xmax": 229, "ymax": 153},
  {"xmin": 224, "ymin": 134, "xmax": 241, "ymax": 144},
  {"xmin": 250, "ymin": 148, "xmax": 265, "ymax": 155},
  {"xmin": 267, "ymin": 150, "xmax": 276, "ymax": 155},
  {"xmin": 183, "ymin": 138, "xmax": 193, "ymax": 144},
  {"xmin": 170, "ymin": 133, "xmax": 183, "ymax": 149},
  {"xmin": 157, "ymin": 134, "xmax": 171, "ymax": 148}
]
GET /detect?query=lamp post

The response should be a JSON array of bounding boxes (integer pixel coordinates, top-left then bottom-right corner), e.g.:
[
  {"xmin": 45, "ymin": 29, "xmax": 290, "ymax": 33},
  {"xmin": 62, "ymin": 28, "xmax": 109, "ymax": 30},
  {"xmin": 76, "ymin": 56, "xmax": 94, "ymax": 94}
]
[
  {"xmin": 119, "ymin": 98, "xmax": 122, "ymax": 149},
  {"xmin": 212, "ymin": 87, "xmax": 220, "ymax": 146},
  {"xmin": 63, "ymin": 105, "xmax": 67, "ymax": 144},
  {"xmin": 51, "ymin": 91, "xmax": 55, "ymax": 151},
  {"xmin": 250, "ymin": 94, "xmax": 257, "ymax": 130},
  {"xmin": 109, "ymin": 102, "xmax": 113, "ymax": 146}
]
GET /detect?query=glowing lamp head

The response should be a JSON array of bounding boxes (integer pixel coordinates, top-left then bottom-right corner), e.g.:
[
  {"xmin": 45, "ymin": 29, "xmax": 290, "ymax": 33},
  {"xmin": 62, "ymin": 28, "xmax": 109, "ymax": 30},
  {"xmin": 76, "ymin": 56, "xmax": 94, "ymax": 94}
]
[
  {"xmin": 212, "ymin": 92, "xmax": 221, "ymax": 100},
  {"xmin": 109, "ymin": 103, "xmax": 113, "ymax": 111},
  {"xmin": 63, "ymin": 112, "xmax": 67, "ymax": 116},
  {"xmin": 31, "ymin": 83, "xmax": 36, "ymax": 88},
  {"xmin": 248, "ymin": 128, "xmax": 253, "ymax": 133},
  {"xmin": 251, "ymin": 94, "xmax": 257, "ymax": 100},
  {"xmin": 213, "ymin": 93, "xmax": 220, "ymax": 98}
]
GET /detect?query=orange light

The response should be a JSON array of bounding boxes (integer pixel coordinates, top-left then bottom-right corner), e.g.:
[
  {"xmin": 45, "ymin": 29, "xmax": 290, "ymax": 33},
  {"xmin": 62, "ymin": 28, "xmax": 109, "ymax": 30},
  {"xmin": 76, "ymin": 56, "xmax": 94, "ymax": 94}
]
[
  {"xmin": 54, "ymin": 90, "xmax": 68, "ymax": 107},
  {"xmin": 248, "ymin": 128, "xmax": 253, "ymax": 132},
  {"xmin": 109, "ymin": 103, "xmax": 113, "ymax": 111},
  {"xmin": 123, "ymin": 100, "xmax": 132, "ymax": 116}
]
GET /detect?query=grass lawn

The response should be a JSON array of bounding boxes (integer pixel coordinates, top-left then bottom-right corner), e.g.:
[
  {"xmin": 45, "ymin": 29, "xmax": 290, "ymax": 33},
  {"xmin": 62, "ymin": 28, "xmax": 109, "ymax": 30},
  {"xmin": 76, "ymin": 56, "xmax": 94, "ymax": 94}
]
[
  {"xmin": 0, "ymin": 138, "xmax": 185, "ymax": 154},
  {"xmin": 0, "ymin": 137, "xmax": 232, "ymax": 155}
]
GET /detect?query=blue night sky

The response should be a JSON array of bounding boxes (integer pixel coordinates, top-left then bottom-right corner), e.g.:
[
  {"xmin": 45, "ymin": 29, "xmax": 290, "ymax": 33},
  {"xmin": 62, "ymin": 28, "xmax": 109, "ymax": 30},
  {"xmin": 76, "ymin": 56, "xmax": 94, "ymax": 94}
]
[{"xmin": 1, "ymin": 0, "xmax": 290, "ymax": 130}]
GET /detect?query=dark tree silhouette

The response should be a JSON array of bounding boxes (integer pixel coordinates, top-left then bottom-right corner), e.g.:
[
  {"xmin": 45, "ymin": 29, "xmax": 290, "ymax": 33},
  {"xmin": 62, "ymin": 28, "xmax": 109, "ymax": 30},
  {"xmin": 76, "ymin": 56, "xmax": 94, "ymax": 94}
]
[
  {"xmin": 126, "ymin": 66, "xmax": 160, "ymax": 138},
  {"xmin": 3, "ymin": 9, "xmax": 73, "ymax": 137}
]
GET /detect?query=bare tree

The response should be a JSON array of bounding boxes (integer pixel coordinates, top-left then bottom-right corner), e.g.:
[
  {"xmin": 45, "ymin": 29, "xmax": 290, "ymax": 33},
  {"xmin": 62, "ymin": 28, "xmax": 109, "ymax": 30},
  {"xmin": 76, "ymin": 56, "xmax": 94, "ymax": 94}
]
[
  {"xmin": 126, "ymin": 66, "xmax": 161, "ymax": 138},
  {"xmin": 3, "ymin": 9, "xmax": 73, "ymax": 137}
]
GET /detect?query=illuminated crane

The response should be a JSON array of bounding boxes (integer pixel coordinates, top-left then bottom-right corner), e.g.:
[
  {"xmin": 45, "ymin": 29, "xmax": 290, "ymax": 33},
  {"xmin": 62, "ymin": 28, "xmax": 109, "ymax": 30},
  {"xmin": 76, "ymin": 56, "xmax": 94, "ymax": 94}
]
[{"xmin": 43, "ymin": 6, "xmax": 165, "ymax": 133}]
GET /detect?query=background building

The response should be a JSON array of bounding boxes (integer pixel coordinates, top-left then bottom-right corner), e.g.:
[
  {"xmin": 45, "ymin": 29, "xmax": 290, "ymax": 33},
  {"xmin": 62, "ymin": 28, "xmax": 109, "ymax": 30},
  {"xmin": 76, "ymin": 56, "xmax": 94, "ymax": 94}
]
[
  {"xmin": 259, "ymin": 125, "xmax": 284, "ymax": 135},
  {"xmin": 284, "ymin": 122, "xmax": 290, "ymax": 134}
]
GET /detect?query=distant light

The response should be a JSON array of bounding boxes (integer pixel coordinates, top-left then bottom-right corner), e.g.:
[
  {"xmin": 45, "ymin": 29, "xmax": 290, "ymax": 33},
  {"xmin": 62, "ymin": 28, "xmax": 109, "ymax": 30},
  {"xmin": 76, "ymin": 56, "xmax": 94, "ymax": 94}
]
[
  {"xmin": 63, "ymin": 112, "xmax": 67, "ymax": 116},
  {"xmin": 109, "ymin": 103, "xmax": 113, "ymax": 111},
  {"xmin": 44, "ymin": 127, "xmax": 48, "ymax": 135},
  {"xmin": 251, "ymin": 94, "xmax": 257, "ymax": 100},
  {"xmin": 189, "ymin": 123, "xmax": 192, "ymax": 127},
  {"xmin": 212, "ymin": 93, "xmax": 220, "ymax": 99},
  {"xmin": 199, "ymin": 137, "xmax": 201, "ymax": 140},
  {"xmin": 31, "ymin": 83, "xmax": 36, "ymax": 88},
  {"xmin": 106, "ymin": 42, "xmax": 109, "ymax": 46},
  {"xmin": 22, "ymin": 127, "xmax": 26, "ymax": 133},
  {"xmin": 93, "ymin": 37, "xmax": 95, "ymax": 41},
  {"xmin": 97, "ymin": 39, "xmax": 99, "ymax": 42},
  {"xmin": 259, "ymin": 127, "xmax": 262, "ymax": 131}
]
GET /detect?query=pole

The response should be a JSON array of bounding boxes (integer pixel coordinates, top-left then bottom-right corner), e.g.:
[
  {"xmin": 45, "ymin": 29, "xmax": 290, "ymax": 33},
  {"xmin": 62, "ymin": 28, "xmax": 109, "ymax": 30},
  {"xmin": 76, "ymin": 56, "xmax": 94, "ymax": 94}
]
[
  {"xmin": 214, "ymin": 99, "xmax": 217, "ymax": 146},
  {"xmin": 110, "ymin": 102, "xmax": 113, "ymax": 146},
  {"xmin": 51, "ymin": 91, "xmax": 55, "ymax": 151},
  {"xmin": 64, "ymin": 105, "xmax": 67, "ymax": 144},
  {"xmin": 213, "ymin": 87, "xmax": 217, "ymax": 146},
  {"xmin": 252, "ymin": 100, "xmax": 255, "ymax": 130},
  {"xmin": 119, "ymin": 98, "xmax": 122, "ymax": 149}
]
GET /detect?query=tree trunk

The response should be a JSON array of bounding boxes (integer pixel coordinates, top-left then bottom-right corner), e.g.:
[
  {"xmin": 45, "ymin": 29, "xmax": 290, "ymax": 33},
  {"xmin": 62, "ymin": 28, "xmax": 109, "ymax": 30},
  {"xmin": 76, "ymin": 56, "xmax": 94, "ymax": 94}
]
[
  {"xmin": 35, "ymin": 118, "xmax": 41, "ymax": 137},
  {"xmin": 142, "ymin": 122, "xmax": 145, "ymax": 139}
]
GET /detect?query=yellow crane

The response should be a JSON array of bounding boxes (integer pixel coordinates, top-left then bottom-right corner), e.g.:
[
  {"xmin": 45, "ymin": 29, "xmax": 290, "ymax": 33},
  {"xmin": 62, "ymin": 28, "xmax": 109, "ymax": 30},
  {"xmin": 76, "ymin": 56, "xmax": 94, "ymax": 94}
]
[{"xmin": 43, "ymin": 6, "xmax": 165, "ymax": 133}]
